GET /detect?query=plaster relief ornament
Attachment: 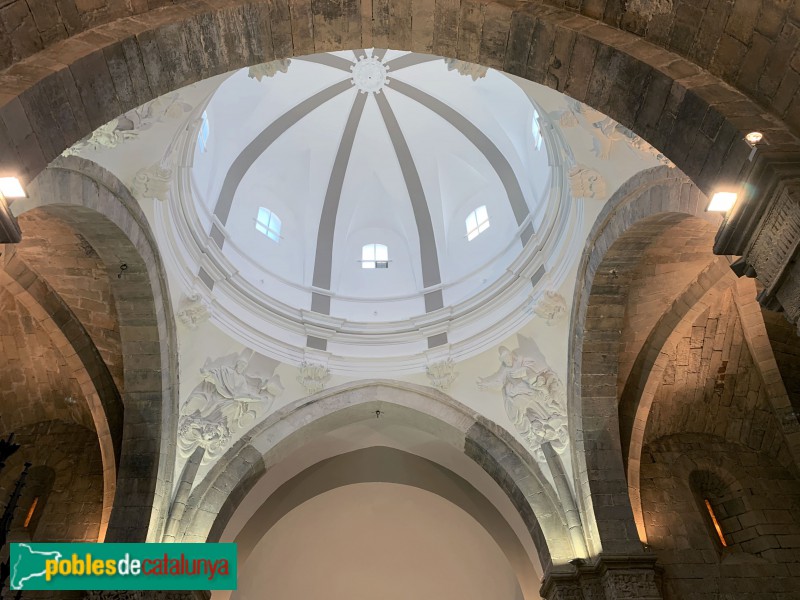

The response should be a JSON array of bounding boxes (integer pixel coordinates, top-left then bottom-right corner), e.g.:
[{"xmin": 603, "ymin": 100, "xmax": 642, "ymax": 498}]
[
  {"xmin": 61, "ymin": 119, "xmax": 138, "ymax": 156},
  {"xmin": 626, "ymin": 0, "xmax": 673, "ymax": 22},
  {"xmin": 534, "ymin": 291, "xmax": 568, "ymax": 325},
  {"xmin": 569, "ymin": 165, "xmax": 607, "ymax": 200},
  {"xmin": 62, "ymin": 92, "xmax": 192, "ymax": 156},
  {"xmin": 248, "ymin": 58, "xmax": 292, "ymax": 81},
  {"xmin": 477, "ymin": 336, "xmax": 568, "ymax": 461},
  {"xmin": 351, "ymin": 54, "xmax": 389, "ymax": 93},
  {"xmin": 426, "ymin": 358, "xmax": 459, "ymax": 392},
  {"xmin": 131, "ymin": 162, "xmax": 173, "ymax": 202},
  {"xmin": 551, "ymin": 99, "xmax": 673, "ymax": 166},
  {"xmin": 176, "ymin": 293, "xmax": 210, "ymax": 329},
  {"xmin": 443, "ymin": 58, "xmax": 489, "ymax": 81},
  {"xmin": 178, "ymin": 353, "xmax": 283, "ymax": 463},
  {"xmin": 297, "ymin": 361, "xmax": 331, "ymax": 395}
]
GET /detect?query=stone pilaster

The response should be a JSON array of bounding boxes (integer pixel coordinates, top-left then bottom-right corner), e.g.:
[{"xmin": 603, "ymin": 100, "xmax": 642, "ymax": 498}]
[
  {"xmin": 541, "ymin": 555, "xmax": 662, "ymax": 600},
  {"xmin": 714, "ymin": 153, "xmax": 800, "ymax": 335}
]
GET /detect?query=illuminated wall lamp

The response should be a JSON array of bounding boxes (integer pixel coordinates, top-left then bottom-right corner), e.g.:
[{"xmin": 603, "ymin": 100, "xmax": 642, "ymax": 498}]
[
  {"xmin": 706, "ymin": 191, "xmax": 738, "ymax": 213},
  {"xmin": 745, "ymin": 131, "xmax": 764, "ymax": 146},
  {"xmin": 0, "ymin": 176, "xmax": 27, "ymax": 199},
  {"xmin": 744, "ymin": 131, "xmax": 765, "ymax": 161}
]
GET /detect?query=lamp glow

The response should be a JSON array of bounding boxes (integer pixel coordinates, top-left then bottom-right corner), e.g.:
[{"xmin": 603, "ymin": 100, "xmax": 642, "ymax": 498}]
[
  {"xmin": 0, "ymin": 176, "xmax": 27, "ymax": 199},
  {"xmin": 707, "ymin": 191, "xmax": 738, "ymax": 212},
  {"xmin": 745, "ymin": 131, "xmax": 764, "ymax": 145}
]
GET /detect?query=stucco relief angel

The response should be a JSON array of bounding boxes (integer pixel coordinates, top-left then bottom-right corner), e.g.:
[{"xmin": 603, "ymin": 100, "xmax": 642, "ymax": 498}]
[
  {"xmin": 477, "ymin": 336, "xmax": 568, "ymax": 460},
  {"xmin": 178, "ymin": 353, "xmax": 283, "ymax": 462}
]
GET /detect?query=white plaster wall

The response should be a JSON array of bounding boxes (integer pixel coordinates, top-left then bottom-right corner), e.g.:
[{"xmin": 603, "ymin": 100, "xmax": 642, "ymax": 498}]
[{"xmin": 230, "ymin": 483, "xmax": 523, "ymax": 600}]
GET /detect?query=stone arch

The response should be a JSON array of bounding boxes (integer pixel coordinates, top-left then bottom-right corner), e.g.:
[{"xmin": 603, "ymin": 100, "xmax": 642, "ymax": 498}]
[
  {"xmin": 1, "ymin": 0, "xmax": 797, "ymax": 211},
  {"xmin": 229, "ymin": 446, "xmax": 541, "ymax": 599},
  {"xmin": 569, "ymin": 165, "xmax": 723, "ymax": 555},
  {"xmin": 733, "ymin": 277, "xmax": 800, "ymax": 452},
  {"xmin": 619, "ymin": 256, "xmax": 734, "ymax": 460},
  {"xmin": 173, "ymin": 380, "xmax": 578, "ymax": 575},
  {"xmin": 13, "ymin": 156, "xmax": 178, "ymax": 543},
  {"xmin": 0, "ymin": 261, "xmax": 119, "ymax": 538},
  {"xmin": 623, "ymin": 271, "xmax": 800, "ymax": 543},
  {"xmin": 621, "ymin": 269, "xmax": 735, "ymax": 542}
]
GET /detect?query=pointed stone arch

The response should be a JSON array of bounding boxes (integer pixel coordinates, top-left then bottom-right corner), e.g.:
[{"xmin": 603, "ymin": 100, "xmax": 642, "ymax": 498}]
[
  {"xmin": 0, "ymin": 258, "xmax": 119, "ymax": 538},
  {"xmin": 13, "ymin": 156, "xmax": 178, "ymax": 542},
  {"xmin": 171, "ymin": 380, "xmax": 579, "ymax": 578},
  {"xmin": 569, "ymin": 166, "xmax": 723, "ymax": 555}
]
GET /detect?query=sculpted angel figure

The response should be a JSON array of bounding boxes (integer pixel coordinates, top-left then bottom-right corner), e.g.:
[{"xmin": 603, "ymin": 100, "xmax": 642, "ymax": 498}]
[
  {"xmin": 478, "ymin": 341, "xmax": 568, "ymax": 458},
  {"xmin": 178, "ymin": 354, "xmax": 283, "ymax": 462}
]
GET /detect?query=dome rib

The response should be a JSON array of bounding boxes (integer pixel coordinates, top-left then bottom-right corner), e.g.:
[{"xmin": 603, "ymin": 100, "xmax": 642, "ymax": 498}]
[
  {"xmin": 383, "ymin": 53, "xmax": 442, "ymax": 71},
  {"xmin": 374, "ymin": 92, "xmax": 442, "ymax": 293},
  {"xmin": 389, "ymin": 78, "xmax": 535, "ymax": 245},
  {"xmin": 310, "ymin": 91, "xmax": 369, "ymax": 314},
  {"xmin": 211, "ymin": 78, "xmax": 352, "ymax": 230},
  {"xmin": 296, "ymin": 53, "xmax": 354, "ymax": 71}
]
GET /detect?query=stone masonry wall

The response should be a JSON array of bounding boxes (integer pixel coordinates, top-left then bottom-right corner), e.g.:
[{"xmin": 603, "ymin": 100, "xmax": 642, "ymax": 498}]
[
  {"xmin": 618, "ymin": 216, "xmax": 716, "ymax": 392},
  {"xmin": 0, "ymin": 284, "xmax": 93, "ymax": 431},
  {"xmin": 3, "ymin": 0, "xmax": 800, "ymax": 143},
  {"xmin": 0, "ymin": 0, "xmax": 177, "ymax": 68},
  {"xmin": 644, "ymin": 286, "xmax": 793, "ymax": 469},
  {"xmin": 15, "ymin": 210, "xmax": 124, "ymax": 394},
  {"xmin": 544, "ymin": 0, "xmax": 800, "ymax": 135},
  {"xmin": 0, "ymin": 420, "xmax": 104, "ymax": 543},
  {"xmin": 640, "ymin": 433, "xmax": 800, "ymax": 600}
]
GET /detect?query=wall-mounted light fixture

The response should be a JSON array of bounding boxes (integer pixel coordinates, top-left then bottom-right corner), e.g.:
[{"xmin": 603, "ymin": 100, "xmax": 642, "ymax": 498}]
[
  {"xmin": 706, "ymin": 191, "xmax": 738, "ymax": 213},
  {"xmin": 744, "ymin": 131, "xmax": 765, "ymax": 161},
  {"xmin": 0, "ymin": 177, "xmax": 27, "ymax": 199},
  {"xmin": 745, "ymin": 131, "xmax": 764, "ymax": 146}
]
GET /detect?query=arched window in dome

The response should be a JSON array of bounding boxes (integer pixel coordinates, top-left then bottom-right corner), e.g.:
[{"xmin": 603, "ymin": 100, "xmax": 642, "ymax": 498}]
[
  {"xmin": 256, "ymin": 207, "xmax": 281, "ymax": 242},
  {"xmin": 531, "ymin": 109, "xmax": 543, "ymax": 151},
  {"xmin": 362, "ymin": 243, "xmax": 389, "ymax": 269},
  {"xmin": 198, "ymin": 111, "xmax": 210, "ymax": 153},
  {"xmin": 465, "ymin": 205, "xmax": 490, "ymax": 241}
]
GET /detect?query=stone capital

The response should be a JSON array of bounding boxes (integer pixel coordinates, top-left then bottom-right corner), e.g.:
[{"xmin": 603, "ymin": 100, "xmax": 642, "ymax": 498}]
[{"xmin": 540, "ymin": 554, "xmax": 662, "ymax": 600}]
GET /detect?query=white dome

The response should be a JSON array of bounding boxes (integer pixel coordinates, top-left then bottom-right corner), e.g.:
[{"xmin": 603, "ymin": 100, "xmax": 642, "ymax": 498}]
[{"xmin": 167, "ymin": 50, "xmax": 577, "ymax": 372}]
